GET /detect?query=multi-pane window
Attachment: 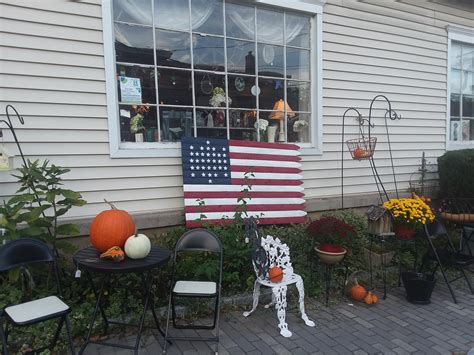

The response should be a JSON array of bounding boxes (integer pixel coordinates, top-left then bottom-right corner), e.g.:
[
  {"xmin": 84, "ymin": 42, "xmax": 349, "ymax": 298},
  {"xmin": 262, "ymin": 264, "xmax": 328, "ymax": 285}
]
[
  {"xmin": 113, "ymin": 0, "xmax": 312, "ymax": 144},
  {"xmin": 450, "ymin": 41, "xmax": 474, "ymax": 142}
]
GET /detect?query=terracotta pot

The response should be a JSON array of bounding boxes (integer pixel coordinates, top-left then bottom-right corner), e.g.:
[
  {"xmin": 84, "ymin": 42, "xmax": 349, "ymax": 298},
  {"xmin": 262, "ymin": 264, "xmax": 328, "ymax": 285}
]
[
  {"xmin": 315, "ymin": 247, "xmax": 347, "ymax": 265},
  {"xmin": 394, "ymin": 224, "xmax": 416, "ymax": 240}
]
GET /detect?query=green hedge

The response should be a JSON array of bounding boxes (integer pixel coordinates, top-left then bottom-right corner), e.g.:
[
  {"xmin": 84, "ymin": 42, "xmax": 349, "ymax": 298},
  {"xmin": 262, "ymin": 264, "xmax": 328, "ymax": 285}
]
[{"xmin": 437, "ymin": 149, "xmax": 474, "ymax": 198}]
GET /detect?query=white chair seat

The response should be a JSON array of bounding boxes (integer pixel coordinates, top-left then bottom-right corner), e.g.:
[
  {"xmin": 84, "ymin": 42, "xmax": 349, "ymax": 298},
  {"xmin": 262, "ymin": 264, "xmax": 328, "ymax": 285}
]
[
  {"xmin": 4, "ymin": 296, "xmax": 69, "ymax": 325},
  {"xmin": 173, "ymin": 281, "xmax": 216, "ymax": 295},
  {"xmin": 257, "ymin": 273, "xmax": 300, "ymax": 287}
]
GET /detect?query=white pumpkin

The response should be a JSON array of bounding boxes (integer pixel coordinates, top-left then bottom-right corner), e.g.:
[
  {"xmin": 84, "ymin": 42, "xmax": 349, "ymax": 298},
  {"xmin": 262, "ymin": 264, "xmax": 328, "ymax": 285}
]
[{"xmin": 124, "ymin": 233, "xmax": 151, "ymax": 259}]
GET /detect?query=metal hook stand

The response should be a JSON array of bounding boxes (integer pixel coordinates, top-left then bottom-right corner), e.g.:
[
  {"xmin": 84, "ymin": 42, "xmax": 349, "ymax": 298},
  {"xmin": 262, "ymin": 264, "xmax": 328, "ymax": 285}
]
[
  {"xmin": 341, "ymin": 95, "xmax": 401, "ymax": 209},
  {"xmin": 1, "ymin": 105, "xmax": 58, "ymax": 257},
  {"xmin": 1, "ymin": 105, "xmax": 27, "ymax": 166}
]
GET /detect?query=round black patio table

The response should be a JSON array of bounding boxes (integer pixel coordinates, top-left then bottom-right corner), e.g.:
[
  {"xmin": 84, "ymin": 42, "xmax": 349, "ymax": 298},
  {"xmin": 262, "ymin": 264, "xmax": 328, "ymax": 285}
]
[{"xmin": 73, "ymin": 246, "xmax": 171, "ymax": 355}]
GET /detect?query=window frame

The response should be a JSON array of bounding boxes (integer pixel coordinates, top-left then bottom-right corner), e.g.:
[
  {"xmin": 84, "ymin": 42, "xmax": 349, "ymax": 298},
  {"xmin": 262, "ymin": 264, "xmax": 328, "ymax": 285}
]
[
  {"xmin": 103, "ymin": 0, "xmax": 324, "ymax": 158},
  {"xmin": 446, "ymin": 25, "xmax": 474, "ymax": 150}
]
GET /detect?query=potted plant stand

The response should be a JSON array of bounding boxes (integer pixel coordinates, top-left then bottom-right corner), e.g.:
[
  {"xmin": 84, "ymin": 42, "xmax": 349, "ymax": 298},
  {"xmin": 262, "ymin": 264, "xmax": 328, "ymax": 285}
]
[
  {"xmin": 315, "ymin": 247, "xmax": 347, "ymax": 265},
  {"xmin": 401, "ymin": 272, "xmax": 436, "ymax": 304}
]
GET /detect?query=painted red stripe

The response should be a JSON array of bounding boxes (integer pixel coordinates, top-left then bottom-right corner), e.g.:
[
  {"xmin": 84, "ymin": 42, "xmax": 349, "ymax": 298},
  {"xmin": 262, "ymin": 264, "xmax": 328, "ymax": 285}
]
[
  {"xmin": 229, "ymin": 139, "xmax": 300, "ymax": 150},
  {"xmin": 185, "ymin": 204, "xmax": 305, "ymax": 213},
  {"xmin": 184, "ymin": 191, "xmax": 304, "ymax": 198},
  {"xmin": 229, "ymin": 152, "xmax": 301, "ymax": 162},
  {"xmin": 231, "ymin": 178, "xmax": 302, "ymax": 186},
  {"xmin": 231, "ymin": 165, "xmax": 301, "ymax": 174},
  {"xmin": 186, "ymin": 216, "xmax": 308, "ymax": 228}
]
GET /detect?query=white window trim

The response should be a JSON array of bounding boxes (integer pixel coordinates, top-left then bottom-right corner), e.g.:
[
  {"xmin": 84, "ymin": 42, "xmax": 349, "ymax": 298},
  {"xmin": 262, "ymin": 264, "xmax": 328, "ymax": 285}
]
[
  {"xmin": 102, "ymin": 0, "xmax": 324, "ymax": 158},
  {"xmin": 446, "ymin": 25, "xmax": 474, "ymax": 151}
]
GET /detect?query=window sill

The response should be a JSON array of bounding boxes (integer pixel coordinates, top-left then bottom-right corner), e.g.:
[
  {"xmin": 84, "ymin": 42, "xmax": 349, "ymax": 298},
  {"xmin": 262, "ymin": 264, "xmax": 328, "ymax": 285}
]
[
  {"xmin": 447, "ymin": 141, "xmax": 474, "ymax": 151},
  {"xmin": 111, "ymin": 142, "xmax": 322, "ymax": 158}
]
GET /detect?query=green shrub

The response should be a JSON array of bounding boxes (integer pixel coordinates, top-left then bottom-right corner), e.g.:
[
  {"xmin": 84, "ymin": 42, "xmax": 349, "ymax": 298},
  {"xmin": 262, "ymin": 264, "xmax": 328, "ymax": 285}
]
[{"xmin": 437, "ymin": 149, "xmax": 474, "ymax": 198}]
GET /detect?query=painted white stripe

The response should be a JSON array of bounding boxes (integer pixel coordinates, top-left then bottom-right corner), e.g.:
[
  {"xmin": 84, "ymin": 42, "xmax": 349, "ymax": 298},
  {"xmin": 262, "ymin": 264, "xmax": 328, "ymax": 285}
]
[
  {"xmin": 229, "ymin": 146, "xmax": 300, "ymax": 156},
  {"xmin": 186, "ymin": 210, "xmax": 307, "ymax": 220},
  {"xmin": 231, "ymin": 172, "xmax": 302, "ymax": 180},
  {"xmin": 183, "ymin": 185, "xmax": 304, "ymax": 192},
  {"xmin": 185, "ymin": 198, "xmax": 305, "ymax": 206},
  {"xmin": 230, "ymin": 159, "xmax": 301, "ymax": 168}
]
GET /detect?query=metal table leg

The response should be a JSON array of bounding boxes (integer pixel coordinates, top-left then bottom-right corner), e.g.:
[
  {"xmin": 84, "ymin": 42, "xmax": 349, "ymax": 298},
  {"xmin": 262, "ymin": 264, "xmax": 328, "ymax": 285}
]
[{"xmin": 79, "ymin": 273, "xmax": 110, "ymax": 355}]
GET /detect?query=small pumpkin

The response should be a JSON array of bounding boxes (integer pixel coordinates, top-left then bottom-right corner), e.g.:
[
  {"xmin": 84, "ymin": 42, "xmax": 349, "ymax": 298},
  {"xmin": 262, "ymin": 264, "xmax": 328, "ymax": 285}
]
[
  {"xmin": 90, "ymin": 199, "xmax": 135, "ymax": 253},
  {"xmin": 124, "ymin": 230, "xmax": 151, "ymax": 259},
  {"xmin": 350, "ymin": 279, "xmax": 367, "ymax": 302},
  {"xmin": 353, "ymin": 147, "xmax": 367, "ymax": 159},
  {"xmin": 269, "ymin": 266, "xmax": 284, "ymax": 283},
  {"xmin": 100, "ymin": 246, "xmax": 125, "ymax": 262},
  {"xmin": 372, "ymin": 294, "xmax": 379, "ymax": 304},
  {"xmin": 364, "ymin": 291, "xmax": 374, "ymax": 305}
]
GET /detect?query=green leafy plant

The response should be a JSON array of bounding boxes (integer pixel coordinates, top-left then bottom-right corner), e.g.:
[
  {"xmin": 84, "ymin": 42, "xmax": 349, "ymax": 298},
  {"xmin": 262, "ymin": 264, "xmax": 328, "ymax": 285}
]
[
  {"xmin": 0, "ymin": 160, "xmax": 86, "ymax": 247},
  {"xmin": 437, "ymin": 148, "xmax": 474, "ymax": 198}
]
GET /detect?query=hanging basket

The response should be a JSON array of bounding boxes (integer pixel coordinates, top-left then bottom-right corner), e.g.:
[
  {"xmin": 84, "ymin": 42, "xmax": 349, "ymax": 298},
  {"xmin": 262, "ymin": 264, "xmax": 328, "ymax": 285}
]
[
  {"xmin": 346, "ymin": 137, "xmax": 377, "ymax": 160},
  {"xmin": 393, "ymin": 223, "xmax": 417, "ymax": 240}
]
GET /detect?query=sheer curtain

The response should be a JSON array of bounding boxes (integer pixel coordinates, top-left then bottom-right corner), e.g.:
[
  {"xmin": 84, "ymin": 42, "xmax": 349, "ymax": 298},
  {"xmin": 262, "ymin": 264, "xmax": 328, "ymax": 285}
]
[
  {"xmin": 114, "ymin": 0, "xmax": 215, "ymax": 31},
  {"xmin": 114, "ymin": 0, "xmax": 305, "ymax": 43}
]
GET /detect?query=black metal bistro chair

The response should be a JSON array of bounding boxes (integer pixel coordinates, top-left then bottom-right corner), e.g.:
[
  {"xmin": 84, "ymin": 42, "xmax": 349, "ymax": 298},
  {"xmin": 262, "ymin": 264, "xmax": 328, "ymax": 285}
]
[
  {"xmin": 421, "ymin": 220, "xmax": 474, "ymax": 304},
  {"xmin": 163, "ymin": 229, "xmax": 223, "ymax": 355},
  {"xmin": 0, "ymin": 238, "xmax": 75, "ymax": 355}
]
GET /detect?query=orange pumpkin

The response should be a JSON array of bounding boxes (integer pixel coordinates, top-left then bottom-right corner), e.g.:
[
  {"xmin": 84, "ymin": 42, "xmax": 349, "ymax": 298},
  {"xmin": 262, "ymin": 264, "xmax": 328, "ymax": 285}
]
[
  {"xmin": 269, "ymin": 266, "xmax": 284, "ymax": 283},
  {"xmin": 364, "ymin": 291, "xmax": 374, "ymax": 305},
  {"xmin": 90, "ymin": 200, "xmax": 135, "ymax": 253},
  {"xmin": 353, "ymin": 148, "xmax": 366, "ymax": 159},
  {"xmin": 350, "ymin": 280, "xmax": 367, "ymax": 302}
]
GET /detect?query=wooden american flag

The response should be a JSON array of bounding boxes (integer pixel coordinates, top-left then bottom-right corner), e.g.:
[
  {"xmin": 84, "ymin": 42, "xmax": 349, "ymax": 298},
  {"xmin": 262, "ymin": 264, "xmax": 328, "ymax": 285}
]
[{"xmin": 181, "ymin": 137, "xmax": 307, "ymax": 228}]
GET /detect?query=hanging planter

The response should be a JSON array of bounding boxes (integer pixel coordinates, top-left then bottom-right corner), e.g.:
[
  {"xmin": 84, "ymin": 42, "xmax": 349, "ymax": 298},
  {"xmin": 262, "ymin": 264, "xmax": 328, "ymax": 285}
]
[
  {"xmin": 393, "ymin": 223, "xmax": 417, "ymax": 240},
  {"xmin": 346, "ymin": 137, "xmax": 377, "ymax": 160}
]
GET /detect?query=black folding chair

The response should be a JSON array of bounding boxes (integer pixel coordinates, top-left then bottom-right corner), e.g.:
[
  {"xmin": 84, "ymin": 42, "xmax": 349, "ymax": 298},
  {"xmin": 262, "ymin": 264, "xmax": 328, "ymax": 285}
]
[
  {"xmin": 163, "ymin": 229, "xmax": 223, "ymax": 355},
  {"xmin": 0, "ymin": 238, "xmax": 75, "ymax": 355},
  {"xmin": 421, "ymin": 220, "xmax": 474, "ymax": 304}
]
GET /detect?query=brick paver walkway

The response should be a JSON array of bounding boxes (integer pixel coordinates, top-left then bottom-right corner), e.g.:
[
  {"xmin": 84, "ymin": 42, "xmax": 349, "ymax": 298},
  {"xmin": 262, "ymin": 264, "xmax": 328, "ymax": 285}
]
[{"xmin": 84, "ymin": 280, "xmax": 473, "ymax": 354}]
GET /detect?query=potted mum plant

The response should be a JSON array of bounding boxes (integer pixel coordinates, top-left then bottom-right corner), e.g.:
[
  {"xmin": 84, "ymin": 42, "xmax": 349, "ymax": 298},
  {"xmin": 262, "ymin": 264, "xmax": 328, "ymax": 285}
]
[
  {"xmin": 307, "ymin": 216, "xmax": 357, "ymax": 264},
  {"xmin": 383, "ymin": 197, "xmax": 435, "ymax": 240}
]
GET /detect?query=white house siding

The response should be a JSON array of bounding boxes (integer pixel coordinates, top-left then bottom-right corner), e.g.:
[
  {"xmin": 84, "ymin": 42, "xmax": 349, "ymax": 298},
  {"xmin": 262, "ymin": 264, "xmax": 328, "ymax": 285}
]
[{"xmin": 0, "ymin": 0, "xmax": 472, "ymax": 228}]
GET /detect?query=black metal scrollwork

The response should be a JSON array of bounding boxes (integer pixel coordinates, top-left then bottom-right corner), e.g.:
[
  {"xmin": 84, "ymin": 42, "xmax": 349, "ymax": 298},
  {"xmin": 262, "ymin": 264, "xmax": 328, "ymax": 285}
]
[{"xmin": 244, "ymin": 217, "xmax": 269, "ymax": 279}]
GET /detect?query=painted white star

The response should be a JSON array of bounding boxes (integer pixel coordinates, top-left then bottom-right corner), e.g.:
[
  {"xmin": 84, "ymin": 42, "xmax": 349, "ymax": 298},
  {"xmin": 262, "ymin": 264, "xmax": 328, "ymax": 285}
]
[
  {"xmin": 191, "ymin": 173, "xmax": 196, "ymax": 177},
  {"xmin": 212, "ymin": 166, "xmax": 217, "ymax": 170},
  {"xmin": 190, "ymin": 145, "xmax": 194, "ymax": 150},
  {"xmin": 223, "ymin": 153, "xmax": 226, "ymax": 157},
  {"xmin": 208, "ymin": 173, "xmax": 212, "ymax": 177},
  {"xmin": 207, "ymin": 166, "xmax": 211, "ymax": 170},
  {"xmin": 222, "ymin": 147, "xmax": 226, "ymax": 151},
  {"xmin": 190, "ymin": 166, "xmax": 194, "ymax": 170},
  {"xmin": 218, "ymin": 166, "xmax": 222, "ymax": 170},
  {"xmin": 201, "ymin": 172, "xmax": 206, "ymax": 177},
  {"xmin": 201, "ymin": 159, "xmax": 205, "ymax": 163},
  {"xmin": 200, "ymin": 146, "xmax": 204, "ymax": 150},
  {"xmin": 214, "ymin": 173, "xmax": 218, "ymax": 177},
  {"xmin": 217, "ymin": 153, "xmax": 221, "ymax": 157},
  {"xmin": 201, "ymin": 152, "xmax": 205, "ymax": 156},
  {"xmin": 212, "ymin": 159, "xmax": 216, "ymax": 163},
  {"xmin": 201, "ymin": 166, "xmax": 206, "ymax": 169},
  {"xmin": 212, "ymin": 147, "xmax": 216, "ymax": 151},
  {"xmin": 206, "ymin": 159, "xmax": 210, "ymax": 163},
  {"xmin": 223, "ymin": 160, "xmax": 227, "ymax": 164},
  {"xmin": 208, "ymin": 179, "xmax": 213, "ymax": 183},
  {"xmin": 206, "ymin": 147, "xmax": 210, "ymax": 151},
  {"xmin": 206, "ymin": 140, "xmax": 210, "ymax": 145},
  {"xmin": 206, "ymin": 153, "xmax": 210, "ymax": 157},
  {"xmin": 196, "ymin": 166, "xmax": 200, "ymax": 170},
  {"xmin": 212, "ymin": 153, "xmax": 216, "ymax": 157},
  {"xmin": 190, "ymin": 159, "xmax": 194, "ymax": 163},
  {"xmin": 224, "ymin": 167, "xmax": 228, "ymax": 170},
  {"xmin": 218, "ymin": 160, "xmax": 222, "ymax": 163},
  {"xmin": 224, "ymin": 173, "xmax": 228, "ymax": 177},
  {"xmin": 190, "ymin": 152, "xmax": 194, "ymax": 156}
]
